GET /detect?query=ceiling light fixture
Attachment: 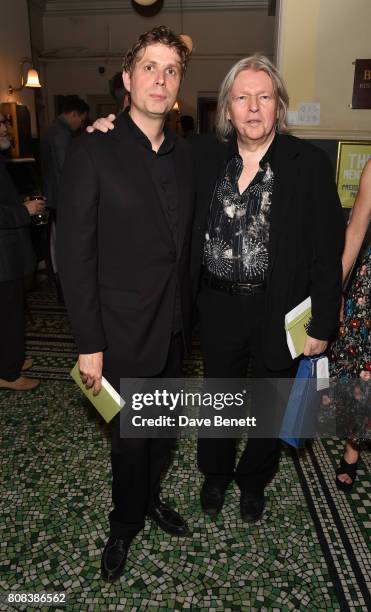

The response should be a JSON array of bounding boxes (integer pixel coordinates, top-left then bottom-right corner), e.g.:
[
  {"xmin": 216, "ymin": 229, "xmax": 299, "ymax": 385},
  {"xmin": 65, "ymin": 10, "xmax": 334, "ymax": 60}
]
[{"xmin": 133, "ymin": 0, "xmax": 158, "ymax": 5}]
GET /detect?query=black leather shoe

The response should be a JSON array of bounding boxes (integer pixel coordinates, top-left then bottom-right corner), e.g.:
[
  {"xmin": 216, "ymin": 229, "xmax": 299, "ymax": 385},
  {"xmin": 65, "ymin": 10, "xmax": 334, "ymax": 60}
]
[
  {"xmin": 101, "ymin": 536, "xmax": 130, "ymax": 582},
  {"xmin": 200, "ymin": 481, "xmax": 226, "ymax": 516},
  {"xmin": 240, "ymin": 491, "xmax": 265, "ymax": 523},
  {"xmin": 148, "ymin": 502, "xmax": 190, "ymax": 537}
]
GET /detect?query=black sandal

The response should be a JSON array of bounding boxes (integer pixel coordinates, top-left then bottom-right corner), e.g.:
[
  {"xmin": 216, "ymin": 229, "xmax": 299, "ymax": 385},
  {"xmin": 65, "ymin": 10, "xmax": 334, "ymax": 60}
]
[{"xmin": 335, "ymin": 457, "xmax": 358, "ymax": 492}]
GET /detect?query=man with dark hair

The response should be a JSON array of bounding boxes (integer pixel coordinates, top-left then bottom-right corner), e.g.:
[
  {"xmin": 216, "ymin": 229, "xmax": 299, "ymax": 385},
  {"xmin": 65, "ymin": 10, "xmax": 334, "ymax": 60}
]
[
  {"xmin": 57, "ymin": 26, "xmax": 193, "ymax": 582},
  {"xmin": 59, "ymin": 95, "xmax": 90, "ymax": 117},
  {"xmin": 109, "ymin": 72, "xmax": 130, "ymax": 112},
  {"xmin": 41, "ymin": 95, "xmax": 89, "ymax": 299},
  {"xmin": 41, "ymin": 95, "xmax": 89, "ymax": 213}
]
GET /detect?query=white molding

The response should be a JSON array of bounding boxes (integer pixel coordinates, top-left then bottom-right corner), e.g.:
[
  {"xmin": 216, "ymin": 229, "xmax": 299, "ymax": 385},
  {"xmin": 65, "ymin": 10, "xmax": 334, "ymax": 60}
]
[
  {"xmin": 45, "ymin": 0, "xmax": 268, "ymax": 15},
  {"xmin": 290, "ymin": 127, "xmax": 371, "ymax": 141},
  {"xmin": 273, "ymin": 0, "xmax": 282, "ymax": 67},
  {"xmin": 38, "ymin": 52, "xmax": 264, "ymax": 62}
]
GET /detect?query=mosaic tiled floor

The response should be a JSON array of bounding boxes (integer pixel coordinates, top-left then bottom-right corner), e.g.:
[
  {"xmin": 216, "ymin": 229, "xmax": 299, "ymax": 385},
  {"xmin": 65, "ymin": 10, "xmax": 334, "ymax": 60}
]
[{"xmin": 0, "ymin": 286, "xmax": 370, "ymax": 611}]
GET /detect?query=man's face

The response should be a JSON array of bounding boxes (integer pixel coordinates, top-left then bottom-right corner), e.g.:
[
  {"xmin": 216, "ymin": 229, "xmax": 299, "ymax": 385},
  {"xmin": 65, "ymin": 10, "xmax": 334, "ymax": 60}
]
[
  {"xmin": 0, "ymin": 113, "xmax": 11, "ymax": 151},
  {"xmin": 68, "ymin": 111, "xmax": 88, "ymax": 132},
  {"xmin": 227, "ymin": 69, "xmax": 278, "ymax": 146},
  {"xmin": 123, "ymin": 43, "xmax": 182, "ymax": 121}
]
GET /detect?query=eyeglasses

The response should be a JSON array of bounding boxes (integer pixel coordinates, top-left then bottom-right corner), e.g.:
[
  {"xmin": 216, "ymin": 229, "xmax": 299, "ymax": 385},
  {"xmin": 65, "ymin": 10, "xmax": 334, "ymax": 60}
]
[{"xmin": 0, "ymin": 119, "xmax": 10, "ymax": 126}]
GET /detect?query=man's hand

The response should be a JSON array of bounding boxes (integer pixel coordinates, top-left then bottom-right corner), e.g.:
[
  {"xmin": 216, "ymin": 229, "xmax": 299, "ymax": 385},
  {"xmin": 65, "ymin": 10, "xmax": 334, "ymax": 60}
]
[
  {"xmin": 86, "ymin": 114, "xmax": 116, "ymax": 133},
  {"xmin": 78, "ymin": 352, "xmax": 103, "ymax": 395},
  {"xmin": 303, "ymin": 336, "xmax": 328, "ymax": 357},
  {"xmin": 24, "ymin": 197, "xmax": 45, "ymax": 216}
]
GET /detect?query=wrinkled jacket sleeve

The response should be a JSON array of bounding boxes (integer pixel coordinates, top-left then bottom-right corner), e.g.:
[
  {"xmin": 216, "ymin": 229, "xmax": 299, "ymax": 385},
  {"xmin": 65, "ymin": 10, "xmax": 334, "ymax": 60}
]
[
  {"xmin": 308, "ymin": 151, "xmax": 345, "ymax": 340},
  {"xmin": 57, "ymin": 138, "xmax": 107, "ymax": 354}
]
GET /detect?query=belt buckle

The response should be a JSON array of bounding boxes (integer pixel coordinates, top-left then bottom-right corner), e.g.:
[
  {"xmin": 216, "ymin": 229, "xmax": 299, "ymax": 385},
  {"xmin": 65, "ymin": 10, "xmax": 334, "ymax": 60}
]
[{"xmin": 229, "ymin": 282, "xmax": 237, "ymax": 295}]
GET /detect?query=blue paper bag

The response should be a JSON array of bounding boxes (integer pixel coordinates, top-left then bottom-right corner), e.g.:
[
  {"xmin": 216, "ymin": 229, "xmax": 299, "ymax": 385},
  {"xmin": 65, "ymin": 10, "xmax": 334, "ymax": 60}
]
[{"xmin": 279, "ymin": 357, "xmax": 320, "ymax": 448}]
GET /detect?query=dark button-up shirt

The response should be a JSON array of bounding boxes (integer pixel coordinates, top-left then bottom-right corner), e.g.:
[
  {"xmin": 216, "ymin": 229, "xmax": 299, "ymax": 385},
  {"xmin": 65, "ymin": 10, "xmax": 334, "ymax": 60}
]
[
  {"xmin": 125, "ymin": 111, "xmax": 182, "ymax": 332},
  {"xmin": 204, "ymin": 137, "xmax": 275, "ymax": 284}
]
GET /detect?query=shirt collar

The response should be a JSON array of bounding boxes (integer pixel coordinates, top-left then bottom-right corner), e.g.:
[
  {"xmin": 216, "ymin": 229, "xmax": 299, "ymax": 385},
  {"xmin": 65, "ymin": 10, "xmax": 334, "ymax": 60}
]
[
  {"xmin": 227, "ymin": 131, "xmax": 277, "ymax": 168},
  {"xmin": 123, "ymin": 107, "xmax": 176, "ymax": 155}
]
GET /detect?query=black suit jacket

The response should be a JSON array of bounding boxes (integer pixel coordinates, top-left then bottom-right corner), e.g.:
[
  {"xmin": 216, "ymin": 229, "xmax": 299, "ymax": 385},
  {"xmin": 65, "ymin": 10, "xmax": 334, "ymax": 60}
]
[
  {"xmin": 191, "ymin": 132, "xmax": 345, "ymax": 370},
  {"xmin": 41, "ymin": 117, "xmax": 73, "ymax": 211},
  {"xmin": 57, "ymin": 113, "xmax": 195, "ymax": 384},
  {"xmin": 0, "ymin": 157, "xmax": 35, "ymax": 282}
]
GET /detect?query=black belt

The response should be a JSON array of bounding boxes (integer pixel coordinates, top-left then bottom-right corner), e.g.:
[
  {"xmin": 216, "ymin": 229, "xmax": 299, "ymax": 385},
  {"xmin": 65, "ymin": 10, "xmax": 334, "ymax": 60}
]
[{"xmin": 203, "ymin": 274, "xmax": 266, "ymax": 296}]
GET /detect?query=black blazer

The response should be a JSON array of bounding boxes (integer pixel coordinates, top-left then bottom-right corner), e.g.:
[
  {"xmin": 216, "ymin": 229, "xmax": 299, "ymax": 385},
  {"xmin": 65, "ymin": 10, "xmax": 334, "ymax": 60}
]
[
  {"xmin": 40, "ymin": 117, "xmax": 73, "ymax": 211},
  {"xmin": 57, "ymin": 113, "xmax": 195, "ymax": 384},
  {"xmin": 191, "ymin": 133, "xmax": 345, "ymax": 370},
  {"xmin": 0, "ymin": 158, "xmax": 35, "ymax": 283}
]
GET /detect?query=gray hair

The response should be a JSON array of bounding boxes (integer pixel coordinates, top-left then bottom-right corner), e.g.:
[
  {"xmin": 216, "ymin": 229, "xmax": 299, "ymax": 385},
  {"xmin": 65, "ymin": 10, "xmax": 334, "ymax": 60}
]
[{"xmin": 216, "ymin": 54, "xmax": 290, "ymax": 142}]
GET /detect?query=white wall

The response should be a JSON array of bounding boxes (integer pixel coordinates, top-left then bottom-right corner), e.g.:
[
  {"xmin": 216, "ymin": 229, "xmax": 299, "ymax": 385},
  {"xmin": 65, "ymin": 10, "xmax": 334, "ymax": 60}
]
[
  {"xmin": 41, "ymin": 9, "xmax": 275, "ymax": 122},
  {"xmin": 276, "ymin": 0, "xmax": 371, "ymax": 139},
  {"xmin": 0, "ymin": 0, "xmax": 38, "ymax": 135}
]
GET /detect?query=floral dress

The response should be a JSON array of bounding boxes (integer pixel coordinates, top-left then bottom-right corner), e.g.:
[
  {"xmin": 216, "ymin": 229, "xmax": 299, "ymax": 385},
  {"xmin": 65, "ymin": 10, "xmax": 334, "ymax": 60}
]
[{"xmin": 325, "ymin": 247, "xmax": 371, "ymax": 441}]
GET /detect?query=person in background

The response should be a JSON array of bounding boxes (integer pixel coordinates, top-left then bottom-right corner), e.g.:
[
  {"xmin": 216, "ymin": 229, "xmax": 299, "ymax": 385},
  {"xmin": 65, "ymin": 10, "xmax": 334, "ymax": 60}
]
[
  {"xmin": 109, "ymin": 71, "xmax": 130, "ymax": 113},
  {"xmin": 40, "ymin": 95, "xmax": 89, "ymax": 299},
  {"xmin": 330, "ymin": 159, "xmax": 371, "ymax": 491},
  {"xmin": 41, "ymin": 95, "xmax": 89, "ymax": 214},
  {"xmin": 179, "ymin": 114, "xmax": 197, "ymax": 140},
  {"xmin": 57, "ymin": 27, "xmax": 194, "ymax": 583},
  {"xmin": 0, "ymin": 112, "xmax": 43, "ymax": 391}
]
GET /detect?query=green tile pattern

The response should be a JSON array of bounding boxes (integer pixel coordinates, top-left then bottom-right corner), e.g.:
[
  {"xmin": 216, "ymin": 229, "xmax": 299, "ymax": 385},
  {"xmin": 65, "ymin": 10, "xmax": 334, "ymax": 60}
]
[{"xmin": 0, "ymin": 287, "xmax": 369, "ymax": 611}]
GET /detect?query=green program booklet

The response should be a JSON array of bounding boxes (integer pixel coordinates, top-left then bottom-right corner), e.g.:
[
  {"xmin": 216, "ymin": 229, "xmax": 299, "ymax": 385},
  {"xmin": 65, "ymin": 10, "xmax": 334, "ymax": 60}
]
[
  {"xmin": 285, "ymin": 297, "xmax": 312, "ymax": 359},
  {"xmin": 70, "ymin": 362, "xmax": 124, "ymax": 423}
]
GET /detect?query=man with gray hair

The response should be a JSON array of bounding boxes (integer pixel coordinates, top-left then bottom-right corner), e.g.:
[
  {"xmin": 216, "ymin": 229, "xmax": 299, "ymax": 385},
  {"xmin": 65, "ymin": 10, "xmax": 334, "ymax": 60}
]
[
  {"xmin": 191, "ymin": 55, "xmax": 344, "ymax": 522},
  {"xmin": 90, "ymin": 54, "xmax": 345, "ymax": 524}
]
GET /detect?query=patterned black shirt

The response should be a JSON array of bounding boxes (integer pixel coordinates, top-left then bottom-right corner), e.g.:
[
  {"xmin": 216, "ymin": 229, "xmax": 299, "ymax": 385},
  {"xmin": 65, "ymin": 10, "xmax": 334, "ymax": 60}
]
[{"xmin": 204, "ymin": 139, "xmax": 275, "ymax": 283}]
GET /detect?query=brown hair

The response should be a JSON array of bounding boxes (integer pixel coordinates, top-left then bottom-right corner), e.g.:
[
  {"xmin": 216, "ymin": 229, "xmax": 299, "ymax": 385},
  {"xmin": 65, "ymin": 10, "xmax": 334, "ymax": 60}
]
[{"xmin": 122, "ymin": 25, "xmax": 191, "ymax": 79}]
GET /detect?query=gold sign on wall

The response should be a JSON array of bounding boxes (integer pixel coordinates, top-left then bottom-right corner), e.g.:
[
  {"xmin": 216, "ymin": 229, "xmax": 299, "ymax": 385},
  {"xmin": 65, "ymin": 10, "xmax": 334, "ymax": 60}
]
[{"xmin": 336, "ymin": 141, "xmax": 371, "ymax": 208}]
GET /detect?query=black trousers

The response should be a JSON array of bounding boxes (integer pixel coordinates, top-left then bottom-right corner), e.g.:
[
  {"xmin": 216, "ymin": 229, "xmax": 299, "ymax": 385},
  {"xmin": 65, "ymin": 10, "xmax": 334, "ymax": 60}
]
[
  {"xmin": 197, "ymin": 285, "xmax": 298, "ymax": 494},
  {"xmin": 0, "ymin": 278, "xmax": 25, "ymax": 381},
  {"xmin": 109, "ymin": 333, "xmax": 183, "ymax": 541}
]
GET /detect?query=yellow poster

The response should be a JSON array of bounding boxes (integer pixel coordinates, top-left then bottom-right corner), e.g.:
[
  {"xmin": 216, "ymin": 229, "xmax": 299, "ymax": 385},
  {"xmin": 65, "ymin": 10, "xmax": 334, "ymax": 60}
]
[{"xmin": 336, "ymin": 141, "xmax": 371, "ymax": 208}]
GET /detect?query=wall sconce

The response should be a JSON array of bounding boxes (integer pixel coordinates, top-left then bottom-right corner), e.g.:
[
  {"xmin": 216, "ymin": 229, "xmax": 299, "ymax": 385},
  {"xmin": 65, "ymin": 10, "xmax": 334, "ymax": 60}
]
[
  {"xmin": 8, "ymin": 58, "xmax": 42, "ymax": 95},
  {"xmin": 172, "ymin": 101, "xmax": 180, "ymax": 113}
]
